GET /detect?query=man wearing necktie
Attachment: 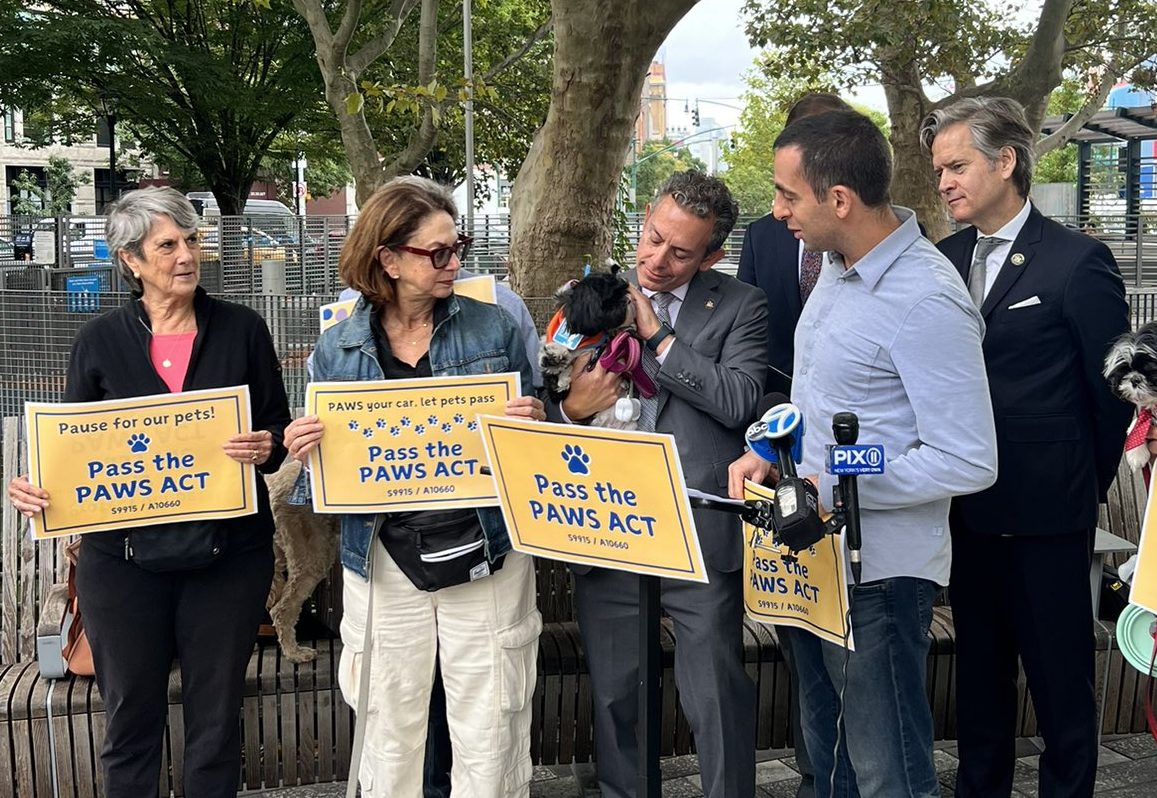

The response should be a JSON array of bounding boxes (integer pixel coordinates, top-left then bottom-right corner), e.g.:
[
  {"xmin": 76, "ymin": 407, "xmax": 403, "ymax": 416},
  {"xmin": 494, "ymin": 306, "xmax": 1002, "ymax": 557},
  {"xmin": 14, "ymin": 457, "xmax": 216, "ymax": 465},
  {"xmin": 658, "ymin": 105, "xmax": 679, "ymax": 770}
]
[
  {"xmin": 923, "ymin": 97, "xmax": 1131, "ymax": 798},
  {"xmin": 548, "ymin": 171, "xmax": 768, "ymax": 798}
]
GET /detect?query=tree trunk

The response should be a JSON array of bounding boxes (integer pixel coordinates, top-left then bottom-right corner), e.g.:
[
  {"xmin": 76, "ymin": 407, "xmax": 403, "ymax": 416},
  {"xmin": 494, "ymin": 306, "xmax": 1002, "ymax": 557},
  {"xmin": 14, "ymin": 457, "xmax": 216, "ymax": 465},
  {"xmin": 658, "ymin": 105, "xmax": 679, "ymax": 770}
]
[
  {"xmin": 883, "ymin": 78, "xmax": 947, "ymax": 242},
  {"xmin": 507, "ymin": 0, "xmax": 699, "ymax": 297}
]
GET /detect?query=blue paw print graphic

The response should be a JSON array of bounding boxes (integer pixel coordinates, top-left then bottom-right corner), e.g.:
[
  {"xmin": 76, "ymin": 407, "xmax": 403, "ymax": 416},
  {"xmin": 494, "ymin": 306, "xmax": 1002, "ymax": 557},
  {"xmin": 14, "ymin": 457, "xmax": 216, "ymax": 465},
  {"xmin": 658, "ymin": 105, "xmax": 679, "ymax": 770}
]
[
  {"xmin": 441, "ymin": 422, "xmax": 453, "ymax": 433},
  {"xmin": 362, "ymin": 428, "xmax": 374, "ymax": 438},
  {"xmin": 414, "ymin": 424, "xmax": 426, "ymax": 435},
  {"xmin": 562, "ymin": 444, "xmax": 591, "ymax": 475},
  {"xmin": 467, "ymin": 420, "xmax": 478, "ymax": 431},
  {"xmin": 375, "ymin": 418, "xmax": 387, "ymax": 429},
  {"xmin": 348, "ymin": 420, "xmax": 359, "ymax": 431},
  {"xmin": 453, "ymin": 413, "xmax": 464, "ymax": 424},
  {"xmin": 427, "ymin": 414, "xmax": 439, "ymax": 426},
  {"xmin": 127, "ymin": 433, "xmax": 150, "ymax": 453},
  {"xmin": 399, "ymin": 416, "xmax": 411, "ymax": 427},
  {"xmin": 389, "ymin": 426, "xmax": 401, "ymax": 437}
]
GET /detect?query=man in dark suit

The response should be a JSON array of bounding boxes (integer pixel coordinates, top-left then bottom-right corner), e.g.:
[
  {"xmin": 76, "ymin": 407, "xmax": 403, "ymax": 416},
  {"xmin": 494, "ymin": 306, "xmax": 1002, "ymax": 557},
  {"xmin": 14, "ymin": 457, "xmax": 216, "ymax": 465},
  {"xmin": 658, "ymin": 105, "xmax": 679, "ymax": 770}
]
[
  {"xmin": 552, "ymin": 170, "xmax": 768, "ymax": 797},
  {"xmin": 735, "ymin": 92, "xmax": 852, "ymax": 797},
  {"xmin": 922, "ymin": 97, "xmax": 1131, "ymax": 798}
]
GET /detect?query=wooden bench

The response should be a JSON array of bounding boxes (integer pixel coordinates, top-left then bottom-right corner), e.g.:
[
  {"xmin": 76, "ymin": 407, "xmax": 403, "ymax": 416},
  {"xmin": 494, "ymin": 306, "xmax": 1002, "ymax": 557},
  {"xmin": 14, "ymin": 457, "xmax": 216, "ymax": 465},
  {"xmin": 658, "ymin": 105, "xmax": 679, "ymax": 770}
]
[{"xmin": 1, "ymin": 409, "xmax": 1150, "ymax": 795}]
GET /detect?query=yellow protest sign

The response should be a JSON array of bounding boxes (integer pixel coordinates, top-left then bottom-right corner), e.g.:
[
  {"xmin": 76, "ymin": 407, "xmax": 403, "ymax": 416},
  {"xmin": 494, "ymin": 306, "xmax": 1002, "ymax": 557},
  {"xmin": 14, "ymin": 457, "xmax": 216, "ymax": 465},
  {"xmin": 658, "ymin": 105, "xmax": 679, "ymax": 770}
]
[
  {"xmin": 306, "ymin": 374, "xmax": 519, "ymax": 513},
  {"xmin": 478, "ymin": 416, "xmax": 707, "ymax": 583},
  {"xmin": 454, "ymin": 274, "xmax": 498, "ymax": 305},
  {"xmin": 319, "ymin": 298, "xmax": 358, "ymax": 332},
  {"xmin": 26, "ymin": 386, "xmax": 257, "ymax": 539},
  {"xmin": 743, "ymin": 480, "xmax": 854, "ymax": 649},
  {"xmin": 1129, "ymin": 470, "xmax": 1157, "ymax": 614}
]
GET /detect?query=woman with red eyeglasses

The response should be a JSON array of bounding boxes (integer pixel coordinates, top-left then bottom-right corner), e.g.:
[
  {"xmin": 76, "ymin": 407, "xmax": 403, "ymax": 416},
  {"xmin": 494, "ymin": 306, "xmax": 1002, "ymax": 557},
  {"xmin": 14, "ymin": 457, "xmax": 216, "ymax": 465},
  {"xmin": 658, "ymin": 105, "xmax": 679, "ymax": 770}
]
[{"xmin": 283, "ymin": 176, "xmax": 543, "ymax": 797}]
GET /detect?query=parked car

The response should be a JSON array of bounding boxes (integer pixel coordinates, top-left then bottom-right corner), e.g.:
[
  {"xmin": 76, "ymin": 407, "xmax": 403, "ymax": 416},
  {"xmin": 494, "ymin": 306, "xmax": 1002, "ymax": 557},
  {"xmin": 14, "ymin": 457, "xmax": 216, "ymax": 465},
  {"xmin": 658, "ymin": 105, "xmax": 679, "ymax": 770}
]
[{"xmin": 197, "ymin": 225, "xmax": 298, "ymax": 264}]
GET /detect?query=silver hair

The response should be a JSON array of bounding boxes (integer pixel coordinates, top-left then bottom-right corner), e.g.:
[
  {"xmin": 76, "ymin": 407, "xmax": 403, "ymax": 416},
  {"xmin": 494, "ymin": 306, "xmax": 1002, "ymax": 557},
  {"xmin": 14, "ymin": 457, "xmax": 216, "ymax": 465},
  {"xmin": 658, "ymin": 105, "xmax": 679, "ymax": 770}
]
[
  {"xmin": 919, "ymin": 97, "xmax": 1036, "ymax": 199},
  {"xmin": 106, "ymin": 187, "xmax": 200, "ymax": 294}
]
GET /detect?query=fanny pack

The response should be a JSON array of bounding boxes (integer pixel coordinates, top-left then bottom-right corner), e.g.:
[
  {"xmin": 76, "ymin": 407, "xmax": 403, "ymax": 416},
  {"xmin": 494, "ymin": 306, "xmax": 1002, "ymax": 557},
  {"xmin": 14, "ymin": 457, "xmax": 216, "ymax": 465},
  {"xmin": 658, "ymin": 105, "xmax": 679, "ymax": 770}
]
[
  {"xmin": 380, "ymin": 510, "xmax": 502, "ymax": 592},
  {"xmin": 125, "ymin": 520, "xmax": 227, "ymax": 572}
]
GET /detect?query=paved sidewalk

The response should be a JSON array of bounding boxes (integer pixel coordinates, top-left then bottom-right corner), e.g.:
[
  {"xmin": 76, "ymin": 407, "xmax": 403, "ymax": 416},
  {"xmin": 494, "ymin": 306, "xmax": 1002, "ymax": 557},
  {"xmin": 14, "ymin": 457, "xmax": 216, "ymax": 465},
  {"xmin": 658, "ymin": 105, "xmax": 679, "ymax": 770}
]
[{"xmin": 256, "ymin": 733, "xmax": 1157, "ymax": 797}]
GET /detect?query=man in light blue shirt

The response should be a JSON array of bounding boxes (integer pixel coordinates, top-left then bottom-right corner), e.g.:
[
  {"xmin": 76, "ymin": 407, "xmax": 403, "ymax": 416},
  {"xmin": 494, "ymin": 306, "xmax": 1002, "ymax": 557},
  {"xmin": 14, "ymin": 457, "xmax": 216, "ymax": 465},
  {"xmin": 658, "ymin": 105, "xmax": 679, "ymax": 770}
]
[{"xmin": 732, "ymin": 109, "xmax": 997, "ymax": 797}]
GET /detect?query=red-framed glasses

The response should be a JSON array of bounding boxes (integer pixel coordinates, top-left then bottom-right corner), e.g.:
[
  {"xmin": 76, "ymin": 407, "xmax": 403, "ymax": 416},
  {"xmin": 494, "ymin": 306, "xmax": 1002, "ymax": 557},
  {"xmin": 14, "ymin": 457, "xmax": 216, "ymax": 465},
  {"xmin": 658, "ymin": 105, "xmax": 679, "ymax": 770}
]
[{"xmin": 387, "ymin": 234, "xmax": 473, "ymax": 269}]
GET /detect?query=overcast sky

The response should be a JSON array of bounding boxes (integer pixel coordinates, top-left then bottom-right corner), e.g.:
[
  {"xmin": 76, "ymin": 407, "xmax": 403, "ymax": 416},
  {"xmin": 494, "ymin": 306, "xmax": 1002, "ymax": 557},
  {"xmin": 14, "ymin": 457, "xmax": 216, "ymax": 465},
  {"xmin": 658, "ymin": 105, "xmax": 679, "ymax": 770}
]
[{"xmin": 657, "ymin": 0, "xmax": 887, "ymax": 131}]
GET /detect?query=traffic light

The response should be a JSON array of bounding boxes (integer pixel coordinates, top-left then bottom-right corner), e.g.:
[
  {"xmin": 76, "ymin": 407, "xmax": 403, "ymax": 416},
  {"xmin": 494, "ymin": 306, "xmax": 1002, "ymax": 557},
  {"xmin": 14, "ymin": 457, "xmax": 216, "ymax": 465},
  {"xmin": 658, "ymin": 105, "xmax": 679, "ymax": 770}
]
[{"xmin": 691, "ymin": 104, "xmax": 701, "ymax": 127}]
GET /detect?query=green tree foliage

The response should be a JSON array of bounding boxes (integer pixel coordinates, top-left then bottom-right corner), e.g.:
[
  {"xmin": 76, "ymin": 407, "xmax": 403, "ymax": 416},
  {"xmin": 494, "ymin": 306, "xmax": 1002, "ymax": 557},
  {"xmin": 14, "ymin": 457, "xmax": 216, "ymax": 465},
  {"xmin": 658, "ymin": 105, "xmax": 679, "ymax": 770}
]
[
  {"xmin": 721, "ymin": 63, "xmax": 889, "ymax": 217},
  {"xmin": 1034, "ymin": 80, "xmax": 1084, "ymax": 184},
  {"xmin": 291, "ymin": 0, "xmax": 552, "ymax": 203},
  {"xmin": 0, "ymin": 0, "xmax": 325, "ymax": 214},
  {"xmin": 631, "ymin": 140, "xmax": 707, "ymax": 209},
  {"xmin": 741, "ymin": 0, "xmax": 1157, "ymax": 239},
  {"xmin": 9, "ymin": 157, "xmax": 92, "ymax": 215}
]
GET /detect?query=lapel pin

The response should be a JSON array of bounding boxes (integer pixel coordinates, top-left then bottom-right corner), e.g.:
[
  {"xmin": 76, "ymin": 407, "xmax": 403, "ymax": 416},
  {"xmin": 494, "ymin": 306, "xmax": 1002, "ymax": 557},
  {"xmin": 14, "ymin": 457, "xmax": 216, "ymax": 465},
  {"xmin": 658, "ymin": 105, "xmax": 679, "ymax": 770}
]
[
  {"xmin": 1011, "ymin": 253, "xmax": 1025, "ymax": 266},
  {"xmin": 705, "ymin": 299, "xmax": 715, "ymax": 309}
]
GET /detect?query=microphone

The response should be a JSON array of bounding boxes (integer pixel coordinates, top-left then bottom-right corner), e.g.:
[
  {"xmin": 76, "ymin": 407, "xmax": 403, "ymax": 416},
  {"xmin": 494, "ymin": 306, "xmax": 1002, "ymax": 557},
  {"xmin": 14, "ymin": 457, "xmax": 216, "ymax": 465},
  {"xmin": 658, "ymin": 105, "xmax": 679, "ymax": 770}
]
[
  {"xmin": 825, "ymin": 412, "xmax": 884, "ymax": 585},
  {"xmin": 744, "ymin": 392, "xmax": 805, "ymax": 476},
  {"xmin": 831, "ymin": 413, "xmax": 863, "ymax": 584}
]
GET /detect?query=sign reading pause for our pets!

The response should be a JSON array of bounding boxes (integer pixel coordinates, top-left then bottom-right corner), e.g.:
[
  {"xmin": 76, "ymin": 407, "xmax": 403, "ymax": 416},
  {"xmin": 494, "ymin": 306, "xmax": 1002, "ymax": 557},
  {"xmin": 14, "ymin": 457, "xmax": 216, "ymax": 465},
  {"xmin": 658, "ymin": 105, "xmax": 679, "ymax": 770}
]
[
  {"xmin": 306, "ymin": 373, "xmax": 520, "ymax": 513},
  {"xmin": 478, "ymin": 416, "xmax": 708, "ymax": 583},
  {"xmin": 25, "ymin": 386, "xmax": 258, "ymax": 539}
]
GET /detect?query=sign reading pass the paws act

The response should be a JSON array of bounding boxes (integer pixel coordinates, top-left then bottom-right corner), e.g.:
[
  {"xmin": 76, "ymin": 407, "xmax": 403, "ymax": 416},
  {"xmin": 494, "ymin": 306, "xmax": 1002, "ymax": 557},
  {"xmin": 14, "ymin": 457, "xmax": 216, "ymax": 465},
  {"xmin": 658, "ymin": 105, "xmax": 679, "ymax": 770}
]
[
  {"xmin": 306, "ymin": 374, "xmax": 519, "ymax": 513},
  {"xmin": 25, "ymin": 386, "xmax": 257, "ymax": 539},
  {"xmin": 478, "ymin": 416, "xmax": 707, "ymax": 583}
]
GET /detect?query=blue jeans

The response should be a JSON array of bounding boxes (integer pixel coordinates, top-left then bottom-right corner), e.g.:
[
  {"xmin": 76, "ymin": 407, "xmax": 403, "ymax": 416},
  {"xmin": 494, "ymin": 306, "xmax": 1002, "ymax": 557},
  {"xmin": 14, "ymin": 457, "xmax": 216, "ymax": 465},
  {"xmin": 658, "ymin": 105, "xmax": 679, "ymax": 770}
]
[{"xmin": 781, "ymin": 577, "xmax": 940, "ymax": 798}]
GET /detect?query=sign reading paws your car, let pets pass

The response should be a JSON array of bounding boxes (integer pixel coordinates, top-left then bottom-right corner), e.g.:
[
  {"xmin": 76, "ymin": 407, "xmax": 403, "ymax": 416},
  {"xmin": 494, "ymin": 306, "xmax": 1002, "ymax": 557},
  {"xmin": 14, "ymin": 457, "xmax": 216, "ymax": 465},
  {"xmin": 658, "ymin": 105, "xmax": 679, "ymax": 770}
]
[{"xmin": 306, "ymin": 373, "xmax": 519, "ymax": 513}]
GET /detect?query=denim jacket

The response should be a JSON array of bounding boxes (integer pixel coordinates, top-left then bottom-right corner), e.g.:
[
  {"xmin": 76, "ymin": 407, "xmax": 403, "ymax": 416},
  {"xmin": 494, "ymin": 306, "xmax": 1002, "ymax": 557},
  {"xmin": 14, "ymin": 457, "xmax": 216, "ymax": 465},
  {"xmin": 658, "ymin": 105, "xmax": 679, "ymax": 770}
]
[{"xmin": 297, "ymin": 293, "xmax": 534, "ymax": 580}]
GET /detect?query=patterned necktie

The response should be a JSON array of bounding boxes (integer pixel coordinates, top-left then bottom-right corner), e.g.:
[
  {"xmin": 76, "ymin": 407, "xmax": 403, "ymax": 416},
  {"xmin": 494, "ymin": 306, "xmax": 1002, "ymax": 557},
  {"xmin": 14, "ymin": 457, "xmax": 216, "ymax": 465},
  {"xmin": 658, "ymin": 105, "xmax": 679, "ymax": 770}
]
[
  {"xmin": 637, "ymin": 292, "xmax": 675, "ymax": 432},
  {"xmin": 799, "ymin": 249, "xmax": 824, "ymax": 304},
  {"xmin": 969, "ymin": 237, "xmax": 1001, "ymax": 306}
]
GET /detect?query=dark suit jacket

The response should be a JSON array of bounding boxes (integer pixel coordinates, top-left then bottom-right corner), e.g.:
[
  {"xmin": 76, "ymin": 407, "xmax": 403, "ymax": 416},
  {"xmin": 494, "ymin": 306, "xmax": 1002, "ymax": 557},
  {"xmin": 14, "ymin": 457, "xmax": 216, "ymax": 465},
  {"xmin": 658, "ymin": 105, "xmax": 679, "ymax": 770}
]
[
  {"xmin": 546, "ymin": 268, "xmax": 769, "ymax": 571},
  {"xmin": 937, "ymin": 206, "xmax": 1131, "ymax": 536},
  {"xmin": 737, "ymin": 215, "xmax": 802, "ymax": 395}
]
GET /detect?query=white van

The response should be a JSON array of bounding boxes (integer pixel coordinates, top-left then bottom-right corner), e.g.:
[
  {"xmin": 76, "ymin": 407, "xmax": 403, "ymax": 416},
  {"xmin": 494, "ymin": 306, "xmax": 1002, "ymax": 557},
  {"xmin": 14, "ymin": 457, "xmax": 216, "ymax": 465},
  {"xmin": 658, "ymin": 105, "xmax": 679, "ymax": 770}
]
[{"xmin": 186, "ymin": 193, "xmax": 297, "ymax": 239}]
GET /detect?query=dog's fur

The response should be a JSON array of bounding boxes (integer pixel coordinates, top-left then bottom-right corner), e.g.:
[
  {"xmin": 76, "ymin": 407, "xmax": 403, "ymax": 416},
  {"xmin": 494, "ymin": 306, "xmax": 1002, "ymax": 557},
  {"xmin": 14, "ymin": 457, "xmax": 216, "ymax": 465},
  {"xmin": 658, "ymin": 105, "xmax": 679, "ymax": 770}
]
[
  {"xmin": 265, "ymin": 459, "xmax": 340, "ymax": 662},
  {"xmin": 1104, "ymin": 322, "xmax": 1157, "ymax": 470},
  {"xmin": 540, "ymin": 270, "xmax": 643, "ymax": 429}
]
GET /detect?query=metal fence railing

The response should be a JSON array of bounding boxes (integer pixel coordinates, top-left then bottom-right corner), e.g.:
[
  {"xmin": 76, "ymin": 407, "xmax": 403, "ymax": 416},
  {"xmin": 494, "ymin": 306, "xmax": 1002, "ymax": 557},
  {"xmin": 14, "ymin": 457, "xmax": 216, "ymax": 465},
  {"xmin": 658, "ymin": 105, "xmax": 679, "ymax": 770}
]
[{"xmin": 2, "ymin": 288, "xmax": 1157, "ymax": 424}]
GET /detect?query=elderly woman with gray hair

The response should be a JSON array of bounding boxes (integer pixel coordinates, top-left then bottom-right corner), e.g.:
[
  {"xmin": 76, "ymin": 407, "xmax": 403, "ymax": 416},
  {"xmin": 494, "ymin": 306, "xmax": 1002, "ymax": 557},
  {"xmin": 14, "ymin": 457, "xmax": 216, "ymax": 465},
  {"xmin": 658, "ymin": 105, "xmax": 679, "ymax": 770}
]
[{"xmin": 7, "ymin": 186, "xmax": 290, "ymax": 796}]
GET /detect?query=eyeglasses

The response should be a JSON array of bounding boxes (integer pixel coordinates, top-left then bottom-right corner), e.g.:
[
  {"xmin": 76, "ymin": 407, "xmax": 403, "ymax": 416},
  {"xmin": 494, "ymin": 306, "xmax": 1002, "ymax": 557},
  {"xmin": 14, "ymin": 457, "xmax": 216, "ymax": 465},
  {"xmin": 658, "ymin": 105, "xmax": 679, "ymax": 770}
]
[{"xmin": 387, "ymin": 234, "xmax": 473, "ymax": 269}]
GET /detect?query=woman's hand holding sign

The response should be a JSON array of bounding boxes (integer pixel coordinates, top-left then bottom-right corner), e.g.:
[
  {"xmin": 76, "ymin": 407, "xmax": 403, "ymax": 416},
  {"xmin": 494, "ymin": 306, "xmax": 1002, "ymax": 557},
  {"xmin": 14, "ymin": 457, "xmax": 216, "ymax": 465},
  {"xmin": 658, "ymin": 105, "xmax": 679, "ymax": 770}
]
[
  {"xmin": 504, "ymin": 396, "xmax": 546, "ymax": 422},
  {"xmin": 284, "ymin": 416, "xmax": 325, "ymax": 464},
  {"xmin": 7, "ymin": 475, "xmax": 50, "ymax": 518},
  {"xmin": 223, "ymin": 429, "xmax": 276, "ymax": 466}
]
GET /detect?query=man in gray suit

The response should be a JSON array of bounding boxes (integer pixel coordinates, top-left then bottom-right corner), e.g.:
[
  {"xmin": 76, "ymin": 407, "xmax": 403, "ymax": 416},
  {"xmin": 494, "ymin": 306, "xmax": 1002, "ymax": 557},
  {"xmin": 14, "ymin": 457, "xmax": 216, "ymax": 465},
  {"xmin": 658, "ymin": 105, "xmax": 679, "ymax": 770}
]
[{"xmin": 551, "ymin": 171, "xmax": 768, "ymax": 797}]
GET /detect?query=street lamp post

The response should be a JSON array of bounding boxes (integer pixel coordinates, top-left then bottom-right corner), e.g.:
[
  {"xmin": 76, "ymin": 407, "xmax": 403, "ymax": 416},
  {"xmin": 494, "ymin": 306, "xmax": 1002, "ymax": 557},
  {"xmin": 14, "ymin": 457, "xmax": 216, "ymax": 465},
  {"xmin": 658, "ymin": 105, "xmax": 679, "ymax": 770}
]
[
  {"xmin": 100, "ymin": 95, "xmax": 118, "ymax": 210},
  {"xmin": 629, "ymin": 125, "xmax": 736, "ymax": 208}
]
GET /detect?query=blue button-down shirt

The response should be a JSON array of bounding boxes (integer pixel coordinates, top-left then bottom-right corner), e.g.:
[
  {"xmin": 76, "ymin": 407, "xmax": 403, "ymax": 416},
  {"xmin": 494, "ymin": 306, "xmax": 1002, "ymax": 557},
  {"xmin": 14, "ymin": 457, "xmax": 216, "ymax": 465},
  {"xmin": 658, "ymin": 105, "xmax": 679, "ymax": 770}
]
[{"xmin": 793, "ymin": 208, "xmax": 997, "ymax": 585}]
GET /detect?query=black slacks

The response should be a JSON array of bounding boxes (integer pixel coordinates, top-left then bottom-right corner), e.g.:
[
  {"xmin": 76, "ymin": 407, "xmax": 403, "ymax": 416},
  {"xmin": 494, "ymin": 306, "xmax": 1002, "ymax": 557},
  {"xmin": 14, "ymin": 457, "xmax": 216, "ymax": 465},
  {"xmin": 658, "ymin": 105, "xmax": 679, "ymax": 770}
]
[
  {"xmin": 77, "ymin": 540, "xmax": 273, "ymax": 797},
  {"xmin": 950, "ymin": 524, "xmax": 1097, "ymax": 798}
]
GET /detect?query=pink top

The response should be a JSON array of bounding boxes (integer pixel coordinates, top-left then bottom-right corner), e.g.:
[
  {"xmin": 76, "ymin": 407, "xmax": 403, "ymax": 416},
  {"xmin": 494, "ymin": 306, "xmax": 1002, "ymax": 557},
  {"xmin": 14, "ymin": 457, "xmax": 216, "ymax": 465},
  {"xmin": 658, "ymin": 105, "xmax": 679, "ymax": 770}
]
[{"xmin": 150, "ymin": 332, "xmax": 196, "ymax": 393}]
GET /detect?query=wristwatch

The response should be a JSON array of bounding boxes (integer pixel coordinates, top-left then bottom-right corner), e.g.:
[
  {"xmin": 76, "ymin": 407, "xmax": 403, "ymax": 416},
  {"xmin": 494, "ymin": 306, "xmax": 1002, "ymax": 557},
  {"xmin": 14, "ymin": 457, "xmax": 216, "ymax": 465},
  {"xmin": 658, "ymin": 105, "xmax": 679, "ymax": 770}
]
[{"xmin": 646, "ymin": 323, "xmax": 674, "ymax": 352}]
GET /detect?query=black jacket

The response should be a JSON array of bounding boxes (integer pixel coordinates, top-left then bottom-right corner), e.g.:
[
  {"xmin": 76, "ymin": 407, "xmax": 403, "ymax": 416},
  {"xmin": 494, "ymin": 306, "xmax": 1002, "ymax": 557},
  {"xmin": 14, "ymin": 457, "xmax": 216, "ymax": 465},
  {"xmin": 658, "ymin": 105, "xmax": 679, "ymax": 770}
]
[
  {"xmin": 737, "ymin": 215, "xmax": 803, "ymax": 395},
  {"xmin": 67, "ymin": 288, "xmax": 291, "ymax": 561},
  {"xmin": 938, "ymin": 207, "xmax": 1131, "ymax": 535}
]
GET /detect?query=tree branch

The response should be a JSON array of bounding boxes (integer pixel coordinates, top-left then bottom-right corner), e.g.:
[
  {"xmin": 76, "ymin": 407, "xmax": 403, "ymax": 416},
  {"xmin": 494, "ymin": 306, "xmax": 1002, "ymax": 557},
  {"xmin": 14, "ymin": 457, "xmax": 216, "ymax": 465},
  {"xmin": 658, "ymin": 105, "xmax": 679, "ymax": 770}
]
[
  {"xmin": 482, "ymin": 17, "xmax": 553, "ymax": 82},
  {"xmin": 383, "ymin": 0, "xmax": 438, "ymax": 176},
  {"xmin": 347, "ymin": 0, "xmax": 420, "ymax": 75}
]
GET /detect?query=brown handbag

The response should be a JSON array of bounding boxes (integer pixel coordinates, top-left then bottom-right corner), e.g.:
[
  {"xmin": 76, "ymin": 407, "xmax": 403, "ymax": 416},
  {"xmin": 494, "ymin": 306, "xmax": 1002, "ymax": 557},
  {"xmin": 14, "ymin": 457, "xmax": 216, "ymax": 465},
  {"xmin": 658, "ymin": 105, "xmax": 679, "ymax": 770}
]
[{"xmin": 62, "ymin": 542, "xmax": 95, "ymax": 677}]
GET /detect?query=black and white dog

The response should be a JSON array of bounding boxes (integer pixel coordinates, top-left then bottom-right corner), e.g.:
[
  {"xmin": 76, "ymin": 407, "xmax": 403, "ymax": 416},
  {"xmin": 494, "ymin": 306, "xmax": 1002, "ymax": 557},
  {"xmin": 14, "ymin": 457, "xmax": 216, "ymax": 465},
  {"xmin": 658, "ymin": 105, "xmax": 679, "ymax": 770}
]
[
  {"xmin": 1103, "ymin": 322, "xmax": 1157, "ymax": 470},
  {"xmin": 540, "ymin": 268, "xmax": 656, "ymax": 430}
]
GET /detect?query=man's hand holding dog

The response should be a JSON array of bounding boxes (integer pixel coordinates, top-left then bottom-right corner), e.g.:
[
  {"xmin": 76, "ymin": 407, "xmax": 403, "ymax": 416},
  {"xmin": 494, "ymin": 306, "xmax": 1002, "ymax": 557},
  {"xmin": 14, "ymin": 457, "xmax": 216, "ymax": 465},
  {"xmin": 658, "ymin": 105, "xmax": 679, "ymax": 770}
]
[{"xmin": 562, "ymin": 355, "xmax": 621, "ymax": 423}]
